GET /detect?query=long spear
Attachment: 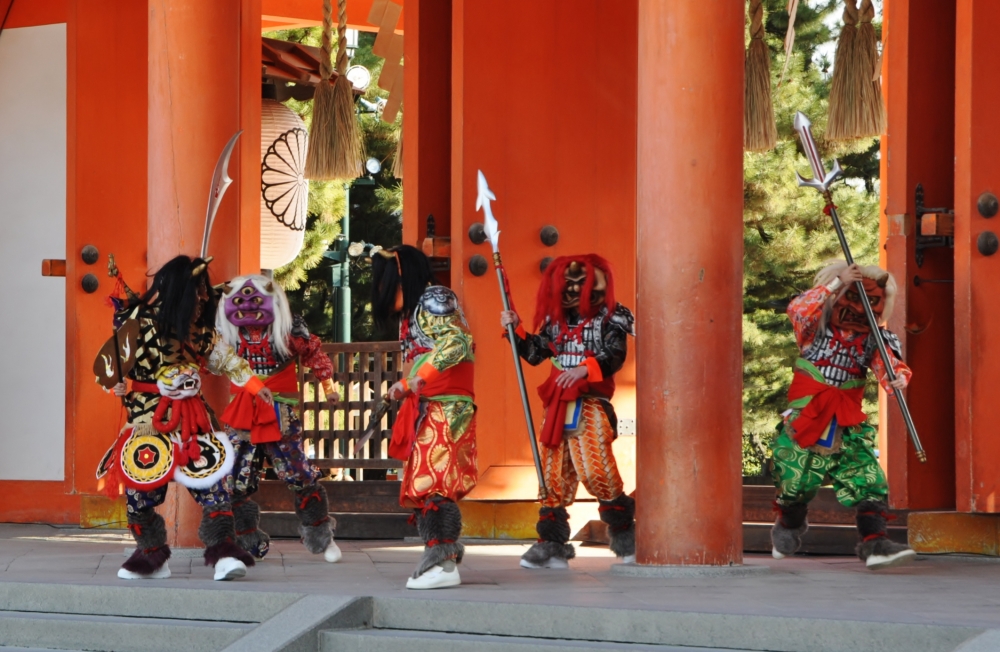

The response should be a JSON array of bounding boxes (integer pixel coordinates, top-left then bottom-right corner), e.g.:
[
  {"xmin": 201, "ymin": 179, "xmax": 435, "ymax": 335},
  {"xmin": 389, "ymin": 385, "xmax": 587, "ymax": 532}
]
[
  {"xmin": 793, "ymin": 112, "xmax": 927, "ymax": 463},
  {"xmin": 476, "ymin": 170, "xmax": 547, "ymax": 498}
]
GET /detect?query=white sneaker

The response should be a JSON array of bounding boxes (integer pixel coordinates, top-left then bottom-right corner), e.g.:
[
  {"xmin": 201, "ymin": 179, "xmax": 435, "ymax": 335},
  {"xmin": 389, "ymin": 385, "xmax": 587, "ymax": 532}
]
[
  {"xmin": 520, "ymin": 556, "xmax": 569, "ymax": 569},
  {"xmin": 622, "ymin": 554, "xmax": 636, "ymax": 564},
  {"xmin": 213, "ymin": 557, "xmax": 247, "ymax": 581},
  {"xmin": 118, "ymin": 562, "xmax": 171, "ymax": 580},
  {"xmin": 772, "ymin": 548, "xmax": 786, "ymax": 560},
  {"xmin": 406, "ymin": 564, "xmax": 461, "ymax": 589},
  {"xmin": 866, "ymin": 547, "xmax": 917, "ymax": 570},
  {"xmin": 323, "ymin": 541, "xmax": 343, "ymax": 563}
]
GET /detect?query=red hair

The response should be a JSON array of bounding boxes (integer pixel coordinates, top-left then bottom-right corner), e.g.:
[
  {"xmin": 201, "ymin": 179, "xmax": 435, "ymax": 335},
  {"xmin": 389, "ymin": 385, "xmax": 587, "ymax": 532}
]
[{"xmin": 533, "ymin": 254, "xmax": 616, "ymax": 330}]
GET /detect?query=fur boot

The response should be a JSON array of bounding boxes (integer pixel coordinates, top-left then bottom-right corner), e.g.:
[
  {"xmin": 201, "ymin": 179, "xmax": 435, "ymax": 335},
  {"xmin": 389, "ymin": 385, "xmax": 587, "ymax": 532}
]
[
  {"xmin": 413, "ymin": 496, "xmax": 464, "ymax": 579},
  {"xmin": 293, "ymin": 483, "xmax": 336, "ymax": 555},
  {"xmin": 122, "ymin": 510, "xmax": 171, "ymax": 575},
  {"xmin": 198, "ymin": 503, "xmax": 256, "ymax": 568},
  {"xmin": 855, "ymin": 499, "xmax": 915, "ymax": 569},
  {"xmin": 233, "ymin": 497, "xmax": 270, "ymax": 560},
  {"xmin": 599, "ymin": 494, "xmax": 636, "ymax": 558},
  {"xmin": 521, "ymin": 507, "xmax": 575, "ymax": 567},
  {"xmin": 771, "ymin": 502, "xmax": 809, "ymax": 558}
]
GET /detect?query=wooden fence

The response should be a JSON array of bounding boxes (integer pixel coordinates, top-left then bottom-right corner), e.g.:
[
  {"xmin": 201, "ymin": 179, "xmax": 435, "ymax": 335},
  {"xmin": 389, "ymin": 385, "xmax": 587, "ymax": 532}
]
[{"xmin": 297, "ymin": 341, "xmax": 404, "ymax": 470}]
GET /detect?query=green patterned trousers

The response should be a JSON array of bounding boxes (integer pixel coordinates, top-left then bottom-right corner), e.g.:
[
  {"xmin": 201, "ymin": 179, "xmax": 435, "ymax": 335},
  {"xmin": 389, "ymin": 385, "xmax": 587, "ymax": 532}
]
[{"xmin": 771, "ymin": 423, "xmax": 888, "ymax": 508}]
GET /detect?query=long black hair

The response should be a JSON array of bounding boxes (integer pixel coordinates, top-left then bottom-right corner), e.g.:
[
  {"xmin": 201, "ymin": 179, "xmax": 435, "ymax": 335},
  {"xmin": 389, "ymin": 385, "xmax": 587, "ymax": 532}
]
[
  {"xmin": 370, "ymin": 245, "xmax": 435, "ymax": 330},
  {"xmin": 141, "ymin": 255, "xmax": 217, "ymax": 344}
]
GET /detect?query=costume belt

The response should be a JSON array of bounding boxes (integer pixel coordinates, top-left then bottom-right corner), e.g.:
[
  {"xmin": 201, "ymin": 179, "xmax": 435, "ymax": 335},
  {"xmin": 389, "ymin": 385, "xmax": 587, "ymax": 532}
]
[
  {"xmin": 787, "ymin": 358, "xmax": 865, "ymax": 448},
  {"xmin": 537, "ymin": 364, "xmax": 615, "ymax": 449},
  {"xmin": 389, "ymin": 362, "xmax": 475, "ymax": 461},
  {"xmin": 220, "ymin": 365, "xmax": 298, "ymax": 444}
]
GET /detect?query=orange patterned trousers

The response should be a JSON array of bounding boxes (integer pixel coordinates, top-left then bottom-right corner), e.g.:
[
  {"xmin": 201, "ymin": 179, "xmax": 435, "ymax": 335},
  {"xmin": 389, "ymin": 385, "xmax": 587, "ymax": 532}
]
[
  {"xmin": 400, "ymin": 399, "xmax": 478, "ymax": 508},
  {"xmin": 540, "ymin": 398, "xmax": 624, "ymax": 508}
]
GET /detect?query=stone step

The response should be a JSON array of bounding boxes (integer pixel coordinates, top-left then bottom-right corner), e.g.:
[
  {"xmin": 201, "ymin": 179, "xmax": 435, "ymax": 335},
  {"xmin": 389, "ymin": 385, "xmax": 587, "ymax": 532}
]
[
  {"xmin": 261, "ymin": 511, "xmax": 416, "ymax": 539},
  {"xmin": 321, "ymin": 629, "xmax": 745, "ymax": 651},
  {"xmin": 0, "ymin": 610, "xmax": 251, "ymax": 652}
]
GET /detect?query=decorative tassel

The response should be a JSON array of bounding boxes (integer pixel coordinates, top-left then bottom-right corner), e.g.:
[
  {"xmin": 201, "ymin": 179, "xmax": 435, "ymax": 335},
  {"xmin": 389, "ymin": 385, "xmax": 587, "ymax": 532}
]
[
  {"xmin": 856, "ymin": 0, "xmax": 885, "ymax": 135},
  {"xmin": 305, "ymin": 0, "xmax": 363, "ymax": 180},
  {"xmin": 745, "ymin": 0, "xmax": 777, "ymax": 152},
  {"xmin": 828, "ymin": 0, "xmax": 879, "ymax": 140}
]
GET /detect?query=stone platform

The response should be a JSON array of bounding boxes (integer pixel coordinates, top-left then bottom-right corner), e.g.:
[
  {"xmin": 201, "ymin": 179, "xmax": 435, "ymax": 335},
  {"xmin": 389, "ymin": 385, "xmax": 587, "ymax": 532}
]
[{"xmin": 0, "ymin": 523, "xmax": 999, "ymax": 651}]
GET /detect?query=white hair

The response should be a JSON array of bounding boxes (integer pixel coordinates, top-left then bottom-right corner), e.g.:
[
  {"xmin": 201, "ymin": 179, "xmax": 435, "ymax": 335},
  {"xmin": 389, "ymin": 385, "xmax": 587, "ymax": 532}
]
[
  {"xmin": 216, "ymin": 274, "xmax": 294, "ymax": 359},
  {"xmin": 813, "ymin": 259, "xmax": 897, "ymax": 329}
]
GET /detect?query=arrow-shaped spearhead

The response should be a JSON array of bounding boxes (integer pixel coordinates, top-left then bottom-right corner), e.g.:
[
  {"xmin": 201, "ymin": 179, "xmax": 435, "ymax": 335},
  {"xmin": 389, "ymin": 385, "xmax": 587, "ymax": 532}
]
[
  {"xmin": 793, "ymin": 112, "xmax": 841, "ymax": 193},
  {"xmin": 476, "ymin": 170, "xmax": 500, "ymax": 253}
]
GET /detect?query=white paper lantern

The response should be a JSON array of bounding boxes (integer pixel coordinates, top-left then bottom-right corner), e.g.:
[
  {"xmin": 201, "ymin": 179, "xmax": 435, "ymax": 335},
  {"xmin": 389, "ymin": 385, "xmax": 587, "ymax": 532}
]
[{"xmin": 260, "ymin": 99, "xmax": 309, "ymax": 269}]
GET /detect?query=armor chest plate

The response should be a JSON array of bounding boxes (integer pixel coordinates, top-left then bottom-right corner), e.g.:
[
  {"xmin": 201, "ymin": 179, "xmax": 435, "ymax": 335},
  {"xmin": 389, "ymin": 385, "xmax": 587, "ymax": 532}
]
[
  {"xmin": 803, "ymin": 328, "xmax": 872, "ymax": 386},
  {"xmin": 544, "ymin": 314, "xmax": 606, "ymax": 369},
  {"xmin": 238, "ymin": 330, "xmax": 285, "ymax": 375}
]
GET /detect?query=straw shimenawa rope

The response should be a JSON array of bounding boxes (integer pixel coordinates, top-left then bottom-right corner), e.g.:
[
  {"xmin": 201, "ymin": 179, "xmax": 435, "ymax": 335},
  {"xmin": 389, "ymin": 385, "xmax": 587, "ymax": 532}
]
[
  {"xmin": 305, "ymin": 0, "xmax": 363, "ymax": 180},
  {"xmin": 745, "ymin": 0, "xmax": 777, "ymax": 151},
  {"xmin": 856, "ymin": 0, "xmax": 886, "ymax": 135},
  {"xmin": 828, "ymin": 0, "xmax": 879, "ymax": 140}
]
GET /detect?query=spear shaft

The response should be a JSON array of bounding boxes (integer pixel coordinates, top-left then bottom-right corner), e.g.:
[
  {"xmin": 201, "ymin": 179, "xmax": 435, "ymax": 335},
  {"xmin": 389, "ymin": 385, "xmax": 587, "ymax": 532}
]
[{"xmin": 793, "ymin": 112, "xmax": 927, "ymax": 463}]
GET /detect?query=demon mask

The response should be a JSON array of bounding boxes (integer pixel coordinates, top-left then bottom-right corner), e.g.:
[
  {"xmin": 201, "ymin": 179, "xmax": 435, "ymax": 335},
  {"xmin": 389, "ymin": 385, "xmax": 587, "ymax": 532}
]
[
  {"xmin": 223, "ymin": 279, "xmax": 276, "ymax": 328},
  {"xmin": 562, "ymin": 261, "xmax": 608, "ymax": 312},
  {"xmin": 832, "ymin": 275, "xmax": 888, "ymax": 333}
]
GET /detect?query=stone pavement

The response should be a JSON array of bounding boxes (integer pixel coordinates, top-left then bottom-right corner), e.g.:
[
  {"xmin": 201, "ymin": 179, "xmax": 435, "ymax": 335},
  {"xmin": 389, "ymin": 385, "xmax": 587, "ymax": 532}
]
[{"xmin": 1, "ymin": 522, "xmax": 999, "ymax": 629}]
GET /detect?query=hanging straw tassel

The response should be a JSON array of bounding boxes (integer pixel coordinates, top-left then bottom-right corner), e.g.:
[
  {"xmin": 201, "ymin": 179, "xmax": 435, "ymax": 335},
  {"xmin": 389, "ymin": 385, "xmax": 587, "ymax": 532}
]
[
  {"xmin": 305, "ymin": 0, "xmax": 363, "ymax": 180},
  {"xmin": 392, "ymin": 128, "xmax": 403, "ymax": 179},
  {"xmin": 745, "ymin": 0, "xmax": 777, "ymax": 152},
  {"xmin": 856, "ymin": 0, "xmax": 885, "ymax": 135},
  {"xmin": 827, "ymin": 0, "xmax": 864, "ymax": 140}
]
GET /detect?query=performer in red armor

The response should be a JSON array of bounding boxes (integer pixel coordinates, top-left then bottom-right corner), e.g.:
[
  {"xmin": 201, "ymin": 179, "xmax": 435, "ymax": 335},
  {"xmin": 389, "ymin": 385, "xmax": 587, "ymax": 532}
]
[
  {"xmin": 216, "ymin": 274, "xmax": 342, "ymax": 563},
  {"xmin": 500, "ymin": 254, "xmax": 636, "ymax": 569},
  {"xmin": 770, "ymin": 261, "xmax": 916, "ymax": 570}
]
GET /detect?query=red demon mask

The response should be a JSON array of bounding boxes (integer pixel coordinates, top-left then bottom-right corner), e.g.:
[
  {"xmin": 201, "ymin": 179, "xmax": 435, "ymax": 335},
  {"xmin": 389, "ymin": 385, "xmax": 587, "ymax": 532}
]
[{"xmin": 831, "ymin": 276, "xmax": 887, "ymax": 333}]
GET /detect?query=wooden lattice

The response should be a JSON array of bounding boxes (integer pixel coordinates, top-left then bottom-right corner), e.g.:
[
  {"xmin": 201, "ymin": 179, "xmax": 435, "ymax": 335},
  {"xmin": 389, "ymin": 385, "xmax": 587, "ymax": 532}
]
[{"xmin": 298, "ymin": 341, "xmax": 403, "ymax": 469}]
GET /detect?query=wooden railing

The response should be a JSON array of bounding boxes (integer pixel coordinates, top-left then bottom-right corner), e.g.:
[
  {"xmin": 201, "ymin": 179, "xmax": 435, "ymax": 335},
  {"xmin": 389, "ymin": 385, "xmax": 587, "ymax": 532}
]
[{"xmin": 298, "ymin": 342, "xmax": 404, "ymax": 470}]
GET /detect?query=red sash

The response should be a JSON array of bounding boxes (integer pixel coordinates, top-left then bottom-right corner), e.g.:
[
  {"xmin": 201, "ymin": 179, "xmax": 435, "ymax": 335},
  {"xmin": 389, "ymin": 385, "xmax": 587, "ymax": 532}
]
[
  {"xmin": 787, "ymin": 371, "xmax": 866, "ymax": 447},
  {"xmin": 537, "ymin": 365, "xmax": 615, "ymax": 449},
  {"xmin": 389, "ymin": 362, "xmax": 475, "ymax": 461},
  {"xmin": 220, "ymin": 365, "xmax": 298, "ymax": 444}
]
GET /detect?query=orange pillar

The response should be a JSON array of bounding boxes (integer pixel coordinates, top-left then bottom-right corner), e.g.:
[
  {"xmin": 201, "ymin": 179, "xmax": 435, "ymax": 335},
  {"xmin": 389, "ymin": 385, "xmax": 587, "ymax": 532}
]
[
  {"xmin": 148, "ymin": 0, "xmax": 261, "ymax": 546},
  {"xmin": 634, "ymin": 2, "xmax": 744, "ymax": 565},
  {"xmin": 954, "ymin": 0, "xmax": 1000, "ymax": 514},
  {"xmin": 880, "ymin": 0, "xmax": 956, "ymax": 510},
  {"xmin": 402, "ymin": 0, "xmax": 451, "ymax": 255}
]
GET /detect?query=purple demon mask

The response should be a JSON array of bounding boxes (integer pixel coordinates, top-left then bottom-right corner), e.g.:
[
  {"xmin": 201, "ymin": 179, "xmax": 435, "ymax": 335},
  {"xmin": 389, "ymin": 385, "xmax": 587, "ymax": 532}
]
[{"xmin": 224, "ymin": 279, "xmax": 275, "ymax": 327}]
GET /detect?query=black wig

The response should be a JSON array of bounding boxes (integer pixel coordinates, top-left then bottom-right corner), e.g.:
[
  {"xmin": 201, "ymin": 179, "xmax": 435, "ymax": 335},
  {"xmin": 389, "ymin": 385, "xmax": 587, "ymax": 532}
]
[
  {"xmin": 141, "ymin": 255, "xmax": 217, "ymax": 344},
  {"xmin": 370, "ymin": 245, "xmax": 435, "ymax": 330}
]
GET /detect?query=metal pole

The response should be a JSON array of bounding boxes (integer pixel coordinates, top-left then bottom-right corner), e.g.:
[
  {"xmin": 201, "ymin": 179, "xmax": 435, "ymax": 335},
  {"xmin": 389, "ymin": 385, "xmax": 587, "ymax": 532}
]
[{"xmin": 339, "ymin": 184, "xmax": 352, "ymax": 344}]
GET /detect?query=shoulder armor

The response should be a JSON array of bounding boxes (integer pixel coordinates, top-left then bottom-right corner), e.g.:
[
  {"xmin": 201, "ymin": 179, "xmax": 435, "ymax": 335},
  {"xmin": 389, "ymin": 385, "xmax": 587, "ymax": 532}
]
[
  {"xmin": 875, "ymin": 328, "xmax": 903, "ymax": 360},
  {"xmin": 419, "ymin": 286, "xmax": 459, "ymax": 316},
  {"xmin": 291, "ymin": 314, "xmax": 310, "ymax": 339},
  {"xmin": 607, "ymin": 304, "xmax": 636, "ymax": 336}
]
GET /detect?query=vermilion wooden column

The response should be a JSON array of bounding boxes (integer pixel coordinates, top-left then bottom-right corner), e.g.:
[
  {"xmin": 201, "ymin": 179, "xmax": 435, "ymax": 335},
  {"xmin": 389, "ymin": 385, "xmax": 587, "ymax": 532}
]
[
  {"xmin": 880, "ymin": 0, "xmax": 956, "ymax": 510},
  {"xmin": 954, "ymin": 0, "xmax": 1000, "ymax": 514},
  {"xmin": 634, "ymin": 2, "xmax": 744, "ymax": 565},
  {"xmin": 148, "ymin": 0, "xmax": 261, "ymax": 546}
]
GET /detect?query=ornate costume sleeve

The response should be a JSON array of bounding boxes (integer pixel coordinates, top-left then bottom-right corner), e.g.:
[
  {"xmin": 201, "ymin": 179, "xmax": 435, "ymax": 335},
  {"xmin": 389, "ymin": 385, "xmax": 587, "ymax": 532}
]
[
  {"xmin": 787, "ymin": 285, "xmax": 835, "ymax": 350},
  {"xmin": 591, "ymin": 305, "xmax": 635, "ymax": 379},
  {"xmin": 513, "ymin": 328, "xmax": 555, "ymax": 367},
  {"xmin": 288, "ymin": 334, "xmax": 333, "ymax": 382},
  {"xmin": 869, "ymin": 329, "xmax": 912, "ymax": 395},
  {"xmin": 206, "ymin": 335, "xmax": 260, "ymax": 391}
]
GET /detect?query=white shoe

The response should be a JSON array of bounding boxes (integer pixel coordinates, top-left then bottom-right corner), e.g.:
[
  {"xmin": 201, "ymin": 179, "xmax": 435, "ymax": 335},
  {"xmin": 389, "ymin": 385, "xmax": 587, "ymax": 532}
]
[
  {"xmin": 118, "ymin": 562, "xmax": 171, "ymax": 580},
  {"xmin": 622, "ymin": 554, "xmax": 636, "ymax": 564},
  {"xmin": 406, "ymin": 564, "xmax": 461, "ymax": 589},
  {"xmin": 213, "ymin": 557, "xmax": 247, "ymax": 581},
  {"xmin": 520, "ymin": 556, "xmax": 570, "ymax": 569},
  {"xmin": 866, "ymin": 547, "xmax": 917, "ymax": 570},
  {"xmin": 323, "ymin": 541, "xmax": 343, "ymax": 563},
  {"xmin": 772, "ymin": 548, "xmax": 786, "ymax": 560}
]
